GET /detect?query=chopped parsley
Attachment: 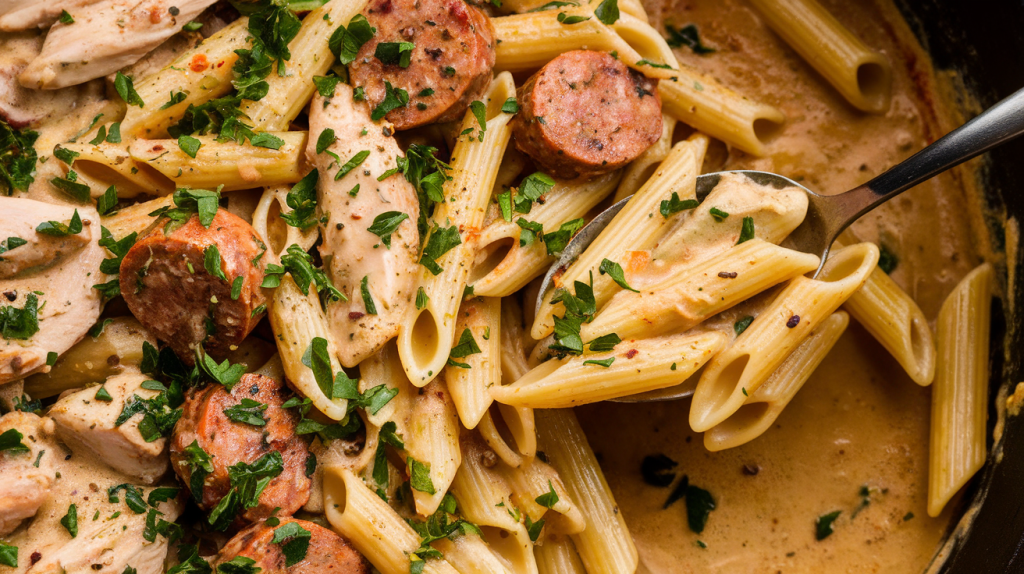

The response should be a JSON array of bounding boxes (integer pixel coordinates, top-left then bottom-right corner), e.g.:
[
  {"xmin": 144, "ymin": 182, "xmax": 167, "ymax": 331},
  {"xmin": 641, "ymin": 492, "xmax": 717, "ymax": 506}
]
[
  {"xmin": 371, "ymin": 81, "xmax": 409, "ymax": 121},
  {"xmin": 328, "ymin": 14, "xmax": 376, "ymax": 65},
  {"xmin": 114, "ymin": 72, "xmax": 144, "ymax": 108},
  {"xmin": 419, "ymin": 224, "xmax": 461, "ymax": 275},
  {"xmin": 360, "ymin": 275, "xmax": 378, "ymax": 315},
  {"xmin": 374, "ymin": 41, "xmax": 415, "ymax": 68},
  {"xmin": 223, "ymin": 398, "xmax": 268, "ymax": 426},
  {"xmin": 737, "ymin": 216, "xmax": 755, "ymax": 244},
  {"xmin": 599, "ymin": 258, "xmax": 638, "ymax": 292},
  {"xmin": 660, "ymin": 192, "xmax": 699, "ymax": 217},
  {"xmin": 366, "ymin": 211, "xmax": 410, "ymax": 249},
  {"xmin": 878, "ymin": 244, "xmax": 898, "ymax": 274},
  {"xmin": 280, "ymin": 169, "xmax": 320, "ymax": 229},
  {"xmin": 816, "ymin": 510, "xmax": 841, "ymax": 540},
  {"xmin": 36, "ymin": 209, "xmax": 83, "ymax": 237},
  {"xmin": 733, "ymin": 316, "xmax": 754, "ymax": 336},
  {"xmin": 0, "ymin": 293, "xmax": 40, "ymax": 341},
  {"xmin": 272, "ymin": 521, "xmax": 312, "ymax": 566},
  {"xmin": 665, "ymin": 23, "xmax": 716, "ymax": 54},
  {"xmin": 557, "ymin": 12, "xmax": 590, "ymax": 24},
  {"xmin": 641, "ymin": 454, "xmax": 678, "ymax": 487},
  {"xmin": 594, "ymin": 0, "xmax": 619, "ymax": 25}
]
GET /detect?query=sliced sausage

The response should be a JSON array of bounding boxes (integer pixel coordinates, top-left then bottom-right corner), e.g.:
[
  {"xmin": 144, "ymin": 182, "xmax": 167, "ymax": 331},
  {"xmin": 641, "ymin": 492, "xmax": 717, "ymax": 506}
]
[
  {"xmin": 512, "ymin": 50, "xmax": 663, "ymax": 179},
  {"xmin": 169, "ymin": 373, "xmax": 311, "ymax": 526},
  {"xmin": 308, "ymin": 82, "xmax": 420, "ymax": 368},
  {"xmin": 348, "ymin": 0, "xmax": 495, "ymax": 130},
  {"xmin": 119, "ymin": 209, "xmax": 267, "ymax": 363},
  {"xmin": 214, "ymin": 518, "xmax": 369, "ymax": 574}
]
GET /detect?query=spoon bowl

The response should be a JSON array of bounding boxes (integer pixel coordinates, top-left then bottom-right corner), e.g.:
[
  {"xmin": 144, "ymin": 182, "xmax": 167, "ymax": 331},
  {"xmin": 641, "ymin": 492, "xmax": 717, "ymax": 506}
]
[{"xmin": 533, "ymin": 86, "xmax": 1024, "ymax": 402}]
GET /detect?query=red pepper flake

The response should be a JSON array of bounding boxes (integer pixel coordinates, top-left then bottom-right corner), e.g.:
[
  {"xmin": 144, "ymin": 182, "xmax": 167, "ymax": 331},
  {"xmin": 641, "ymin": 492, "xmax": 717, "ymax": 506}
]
[
  {"xmin": 30, "ymin": 552, "xmax": 42, "ymax": 565},
  {"xmin": 348, "ymin": 312, "xmax": 365, "ymax": 320},
  {"xmin": 718, "ymin": 271, "xmax": 738, "ymax": 279},
  {"xmin": 190, "ymin": 54, "xmax": 209, "ymax": 73},
  {"xmin": 786, "ymin": 315, "xmax": 800, "ymax": 328},
  {"xmin": 625, "ymin": 349, "xmax": 639, "ymax": 359},
  {"xmin": 351, "ymin": 214, "xmax": 362, "ymax": 220}
]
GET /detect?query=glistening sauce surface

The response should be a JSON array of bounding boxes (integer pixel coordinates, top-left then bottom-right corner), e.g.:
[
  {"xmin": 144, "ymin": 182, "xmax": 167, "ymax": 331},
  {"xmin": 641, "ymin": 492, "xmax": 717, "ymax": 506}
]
[{"xmin": 576, "ymin": 0, "xmax": 984, "ymax": 572}]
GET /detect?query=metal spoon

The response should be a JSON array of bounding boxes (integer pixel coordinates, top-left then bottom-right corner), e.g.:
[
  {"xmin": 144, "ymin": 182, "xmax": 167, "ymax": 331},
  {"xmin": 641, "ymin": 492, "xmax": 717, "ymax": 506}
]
[{"xmin": 536, "ymin": 86, "xmax": 1024, "ymax": 402}]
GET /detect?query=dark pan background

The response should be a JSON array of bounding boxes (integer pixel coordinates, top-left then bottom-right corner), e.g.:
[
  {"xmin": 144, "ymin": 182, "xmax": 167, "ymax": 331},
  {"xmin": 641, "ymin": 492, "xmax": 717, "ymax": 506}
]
[{"xmin": 895, "ymin": 0, "xmax": 1024, "ymax": 571}]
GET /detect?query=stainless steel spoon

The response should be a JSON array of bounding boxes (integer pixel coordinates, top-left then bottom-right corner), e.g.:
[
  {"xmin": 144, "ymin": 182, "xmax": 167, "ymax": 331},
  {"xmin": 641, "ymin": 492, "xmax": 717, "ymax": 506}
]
[{"xmin": 535, "ymin": 86, "xmax": 1024, "ymax": 402}]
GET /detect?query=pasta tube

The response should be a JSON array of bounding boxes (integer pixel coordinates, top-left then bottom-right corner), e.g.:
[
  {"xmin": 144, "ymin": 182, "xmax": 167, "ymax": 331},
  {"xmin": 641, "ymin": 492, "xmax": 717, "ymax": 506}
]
[
  {"xmin": 243, "ymin": 0, "xmax": 370, "ymax": 131},
  {"xmin": 452, "ymin": 434, "xmax": 539, "ymax": 574},
  {"xmin": 268, "ymin": 274, "xmax": 349, "ymax": 420},
  {"xmin": 501, "ymin": 458, "xmax": 585, "ymax": 535},
  {"xmin": 493, "ymin": 9, "xmax": 677, "ymax": 79},
  {"xmin": 100, "ymin": 195, "xmax": 173, "ymax": 240},
  {"xmin": 128, "ymin": 132, "xmax": 308, "ymax": 191},
  {"xmin": 531, "ymin": 134, "xmax": 708, "ymax": 340},
  {"xmin": 323, "ymin": 467, "xmax": 460, "ymax": 574},
  {"xmin": 55, "ymin": 142, "xmax": 173, "ymax": 198},
  {"xmin": 446, "ymin": 298, "xmax": 502, "ymax": 429},
  {"xmin": 493, "ymin": 331, "xmax": 726, "ymax": 408},
  {"xmin": 842, "ymin": 261, "xmax": 936, "ymax": 386},
  {"xmin": 405, "ymin": 379, "xmax": 463, "ymax": 516},
  {"xmin": 583, "ymin": 239, "xmax": 820, "ymax": 340},
  {"xmin": 703, "ymin": 311, "xmax": 849, "ymax": 451},
  {"xmin": 535, "ymin": 409, "xmax": 638, "ymax": 574},
  {"xmin": 120, "ymin": 18, "xmax": 250, "ymax": 138},
  {"xmin": 535, "ymin": 536, "xmax": 587, "ymax": 574},
  {"xmin": 250, "ymin": 186, "xmax": 321, "ymax": 260},
  {"xmin": 471, "ymin": 171, "xmax": 622, "ymax": 298},
  {"xmin": 690, "ymin": 243, "xmax": 879, "ymax": 432},
  {"xmin": 397, "ymin": 74, "xmax": 516, "ymax": 386},
  {"xmin": 928, "ymin": 263, "xmax": 994, "ymax": 517},
  {"xmin": 433, "ymin": 535, "xmax": 515, "ymax": 574},
  {"xmin": 746, "ymin": 0, "xmax": 892, "ymax": 112}
]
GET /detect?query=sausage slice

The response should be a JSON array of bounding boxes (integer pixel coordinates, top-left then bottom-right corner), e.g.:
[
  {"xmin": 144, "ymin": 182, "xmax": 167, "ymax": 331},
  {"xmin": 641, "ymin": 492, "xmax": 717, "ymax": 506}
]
[
  {"xmin": 119, "ymin": 210, "xmax": 267, "ymax": 362},
  {"xmin": 214, "ymin": 518, "xmax": 369, "ymax": 574},
  {"xmin": 348, "ymin": 0, "xmax": 496, "ymax": 130},
  {"xmin": 512, "ymin": 50, "xmax": 663, "ymax": 179},
  {"xmin": 170, "ymin": 373, "xmax": 311, "ymax": 526}
]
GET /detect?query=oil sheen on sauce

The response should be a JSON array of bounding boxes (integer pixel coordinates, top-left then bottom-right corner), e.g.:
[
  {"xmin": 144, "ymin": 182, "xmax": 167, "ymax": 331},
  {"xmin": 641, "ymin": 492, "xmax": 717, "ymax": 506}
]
[{"xmin": 575, "ymin": 0, "xmax": 984, "ymax": 572}]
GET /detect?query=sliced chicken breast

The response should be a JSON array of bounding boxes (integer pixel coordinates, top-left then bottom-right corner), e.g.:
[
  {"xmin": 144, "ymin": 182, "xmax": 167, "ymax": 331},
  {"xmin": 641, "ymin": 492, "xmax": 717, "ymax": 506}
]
[
  {"xmin": 0, "ymin": 412, "xmax": 59, "ymax": 536},
  {"xmin": 18, "ymin": 0, "xmax": 218, "ymax": 90},
  {"xmin": 49, "ymin": 372, "xmax": 170, "ymax": 484},
  {"xmin": 308, "ymin": 83, "xmax": 421, "ymax": 367}
]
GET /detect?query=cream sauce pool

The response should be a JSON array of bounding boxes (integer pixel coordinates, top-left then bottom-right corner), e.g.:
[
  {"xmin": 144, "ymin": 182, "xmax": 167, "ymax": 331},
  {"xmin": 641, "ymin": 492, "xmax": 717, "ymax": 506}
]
[{"xmin": 576, "ymin": 0, "xmax": 987, "ymax": 572}]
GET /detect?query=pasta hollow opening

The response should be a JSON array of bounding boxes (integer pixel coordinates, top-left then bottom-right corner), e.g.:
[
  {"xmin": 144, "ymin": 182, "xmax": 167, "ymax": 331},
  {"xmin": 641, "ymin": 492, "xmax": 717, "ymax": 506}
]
[
  {"xmin": 704, "ymin": 353, "xmax": 751, "ymax": 417},
  {"xmin": 411, "ymin": 309, "xmax": 441, "ymax": 367},
  {"xmin": 856, "ymin": 61, "xmax": 892, "ymax": 109},
  {"xmin": 75, "ymin": 159, "xmax": 173, "ymax": 197},
  {"xmin": 752, "ymin": 117, "xmax": 783, "ymax": 146},
  {"xmin": 470, "ymin": 237, "xmax": 515, "ymax": 284},
  {"xmin": 264, "ymin": 198, "xmax": 289, "ymax": 256},
  {"xmin": 711, "ymin": 401, "xmax": 771, "ymax": 439},
  {"xmin": 822, "ymin": 248, "xmax": 871, "ymax": 283}
]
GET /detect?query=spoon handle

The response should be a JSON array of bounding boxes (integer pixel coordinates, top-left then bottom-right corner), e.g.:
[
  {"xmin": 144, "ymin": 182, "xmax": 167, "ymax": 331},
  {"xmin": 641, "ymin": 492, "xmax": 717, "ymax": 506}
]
[{"xmin": 840, "ymin": 86, "xmax": 1024, "ymax": 222}]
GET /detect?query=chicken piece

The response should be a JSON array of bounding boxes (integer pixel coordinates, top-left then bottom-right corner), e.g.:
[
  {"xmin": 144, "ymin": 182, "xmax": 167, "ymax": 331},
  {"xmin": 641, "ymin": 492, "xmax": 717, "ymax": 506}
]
[
  {"xmin": 18, "ymin": 0, "xmax": 218, "ymax": 90},
  {"xmin": 4, "ymin": 444, "xmax": 184, "ymax": 574},
  {"xmin": 0, "ymin": 412, "xmax": 59, "ymax": 536},
  {"xmin": 0, "ymin": 197, "xmax": 92, "ymax": 278},
  {"xmin": 308, "ymin": 83, "xmax": 421, "ymax": 367},
  {"xmin": 0, "ymin": 1, "xmax": 103, "ymax": 31},
  {"xmin": 0, "ymin": 202, "xmax": 105, "ymax": 384},
  {"xmin": 49, "ymin": 372, "xmax": 170, "ymax": 484}
]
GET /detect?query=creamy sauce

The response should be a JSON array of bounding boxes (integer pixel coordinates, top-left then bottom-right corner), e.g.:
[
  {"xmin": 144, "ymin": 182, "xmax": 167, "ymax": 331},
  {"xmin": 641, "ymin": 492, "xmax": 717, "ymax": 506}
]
[{"xmin": 576, "ymin": 0, "xmax": 986, "ymax": 572}]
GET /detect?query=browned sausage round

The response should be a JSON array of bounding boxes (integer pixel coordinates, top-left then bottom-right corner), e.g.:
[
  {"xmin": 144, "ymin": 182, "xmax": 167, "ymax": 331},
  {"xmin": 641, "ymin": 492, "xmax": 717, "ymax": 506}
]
[
  {"xmin": 512, "ymin": 50, "xmax": 663, "ymax": 179},
  {"xmin": 348, "ymin": 0, "xmax": 495, "ymax": 130},
  {"xmin": 119, "ymin": 209, "xmax": 267, "ymax": 362},
  {"xmin": 214, "ymin": 518, "xmax": 369, "ymax": 574},
  {"xmin": 169, "ymin": 373, "xmax": 311, "ymax": 526}
]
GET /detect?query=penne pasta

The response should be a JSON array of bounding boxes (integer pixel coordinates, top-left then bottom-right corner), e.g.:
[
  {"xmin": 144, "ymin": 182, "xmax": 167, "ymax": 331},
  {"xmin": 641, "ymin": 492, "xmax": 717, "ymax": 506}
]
[
  {"xmin": 534, "ymin": 535, "xmax": 587, "ymax": 574},
  {"xmin": 842, "ymin": 261, "xmax": 936, "ymax": 386},
  {"xmin": 100, "ymin": 195, "xmax": 173, "ymax": 240},
  {"xmin": 501, "ymin": 457, "xmax": 586, "ymax": 535},
  {"xmin": 55, "ymin": 141, "xmax": 173, "ymax": 198},
  {"xmin": 405, "ymin": 379, "xmax": 463, "ymax": 516},
  {"xmin": 242, "ymin": 0, "xmax": 370, "ymax": 131},
  {"xmin": 746, "ymin": 0, "xmax": 892, "ymax": 112},
  {"xmin": 471, "ymin": 171, "xmax": 622, "ymax": 298},
  {"xmin": 928, "ymin": 263, "xmax": 994, "ymax": 517},
  {"xmin": 433, "ymin": 535, "xmax": 515, "ymax": 574},
  {"xmin": 323, "ymin": 466, "xmax": 460, "ymax": 574},
  {"xmin": 120, "ymin": 18, "xmax": 251, "ymax": 138},
  {"xmin": 493, "ymin": 331, "xmax": 726, "ymax": 408},
  {"xmin": 703, "ymin": 310, "xmax": 849, "ymax": 451},
  {"xmin": 689, "ymin": 243, "xmax": 879, "ymax": 432},
  {"xmin": 397, "ymin": 73, "xmax": 516, "ymax": 387},
  {"xmin": 268, "ymin": 273, "xmax": 349, "ymax": 420},
  {"xmin": 493, "ymin": 8, "xmax": 677, "ymax": 79},
  {"xmin": 446, "ymin": 297, "xmax": 503, "ymax": 429},
  {"xmin": 359, "ymin": 340, "xmax": 418, "ymax": 430},
  {"xmin": 531, "ymin": 134, "xmax": 708, "ymax": 340},
  {"xmin": 250, "ymin": 185, "xmax": 321, "ymax": 260},
  {"xmin": 128, "ymin": 132, "xmax": 309, "ymax": 191},
  {"xmin": 583, "ymin": 239, "xmax": 820, "ymax": 340},
  {"xmin": 657, "ymin": 77, "xmax": 785, "ymax": 157},
  {"xmin": 535, "ymin": 409, "xmax": 638, "ymax": 574}
]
